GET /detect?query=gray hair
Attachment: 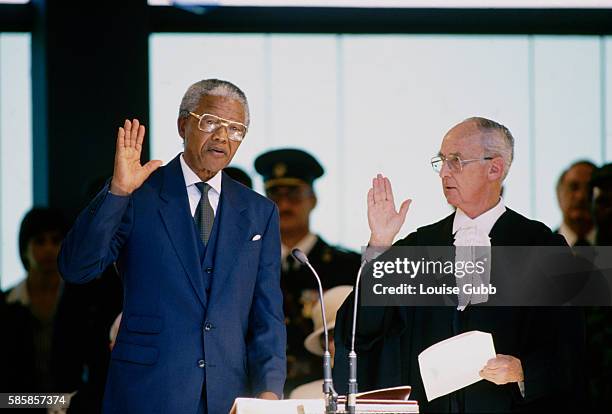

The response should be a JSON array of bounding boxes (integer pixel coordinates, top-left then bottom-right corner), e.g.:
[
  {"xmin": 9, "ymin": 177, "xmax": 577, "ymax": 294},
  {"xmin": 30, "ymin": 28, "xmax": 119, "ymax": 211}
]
[
  {"xmin": 465, "ymin": 116, "xmax": 514, "ymax": 180},
  {"xmin": 178, "ymin": 79, "xmax": 250, "ymax": 126}
]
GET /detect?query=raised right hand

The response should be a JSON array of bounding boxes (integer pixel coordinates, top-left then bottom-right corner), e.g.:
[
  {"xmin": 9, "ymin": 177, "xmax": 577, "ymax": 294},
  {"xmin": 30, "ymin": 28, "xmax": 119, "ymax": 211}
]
[
  {"xmin": 367, "ymin": 174, "xmax": 412, "ymax": 246},
  {"xmin": 110, "ymin": 119, "xmax": 163, "ymax": 196}
]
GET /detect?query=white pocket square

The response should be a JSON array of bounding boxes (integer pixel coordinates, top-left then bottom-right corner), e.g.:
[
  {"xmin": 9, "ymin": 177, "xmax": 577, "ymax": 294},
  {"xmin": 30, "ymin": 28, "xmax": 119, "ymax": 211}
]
[{"xmin": 251, "ymin": 234, "xmax": 262, "ymax": 241}]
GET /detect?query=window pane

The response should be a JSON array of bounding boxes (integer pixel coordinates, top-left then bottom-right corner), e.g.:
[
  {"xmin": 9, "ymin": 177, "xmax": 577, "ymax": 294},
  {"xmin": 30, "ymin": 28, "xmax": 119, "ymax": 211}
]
[
  {"xmin": 0, "ymin": 33, "xmax": 32, "ymax": 291},
  {"xmin": 150, "ymin": 33, "xmax": 609, "ymax": 251}
]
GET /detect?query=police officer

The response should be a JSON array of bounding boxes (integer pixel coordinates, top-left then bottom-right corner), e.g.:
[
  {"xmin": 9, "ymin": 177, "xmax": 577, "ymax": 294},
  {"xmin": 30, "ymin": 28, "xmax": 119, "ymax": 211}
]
[{"xmin": 255, "ymin": 148, "xmax": 360, "ymax": 394}]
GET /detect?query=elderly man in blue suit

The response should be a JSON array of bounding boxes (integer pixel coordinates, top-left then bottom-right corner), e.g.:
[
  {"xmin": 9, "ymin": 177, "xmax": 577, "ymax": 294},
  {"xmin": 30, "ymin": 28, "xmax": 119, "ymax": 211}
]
[{"xmin": 58, "ymin": 79, "xmax": 286, "ymax": 413}]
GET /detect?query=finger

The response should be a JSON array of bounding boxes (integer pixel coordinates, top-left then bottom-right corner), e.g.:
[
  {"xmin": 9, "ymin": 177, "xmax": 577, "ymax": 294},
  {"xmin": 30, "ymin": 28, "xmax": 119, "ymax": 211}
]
[
  {"xmin": 480, "ymin": 369, "xmax": 501, "ymax": 383},
  {"xmin": 371, "ymin": 177, "xmax": 378, "ymax": 202},
  {"xmin": 399, "ymin": 199, "xmax": 412, "ymax": 220},
  {"xmin": 117, "ymin": 127, "xmax": 125, "ymax": 150},
  {"xmin": 479, "ymin": 370, "xmax": 494, "ymax": 382},
  {"xmin": 485, "ymin": 357, "xmax": 504, "ymax": 368},
  {"xmin": 373, "ymin": 174, "xmax": 386, "ymax": 203},
  {"xmin": 135, "ymin": 124, "xmax": 146, "ymax": 152},
  {"xmin": 485, "ymin": 362, "xmax": 507, "ymax": 372},
  {"xmin": 130, "ymin": 119, "xmax": 140, "ymax": 148},
  {"xmin": 367, "ymin": 188, "xmax": 374, "ymax": 208},
  {"xmin": 384, "ymin": 177, "xmax": 394, "ymax": 204},
  {"xmin": 143, "ymin": 159, "xmax": 163, "ymax": 177},
  {"xmin": 124, "ymin": 119, "xmax": 132, "ymax": 147},
  {"xmin": 481, "ymin": 366, "xmax": 499, "ymax": 375},
  {"xmin": 485, "ymin": 358, "xmax": 496, "ymax": 367}
]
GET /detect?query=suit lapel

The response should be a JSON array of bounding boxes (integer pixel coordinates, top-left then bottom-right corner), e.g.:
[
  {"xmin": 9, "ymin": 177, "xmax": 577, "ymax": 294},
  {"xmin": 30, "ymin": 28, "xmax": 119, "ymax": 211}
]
[
  {"xmin": 211, "ymin": 173, "xmax": 251, "ymax": 288},
  {"xmin": 158, "ymin": 155, "xmax": 207, "ymax": 309}
]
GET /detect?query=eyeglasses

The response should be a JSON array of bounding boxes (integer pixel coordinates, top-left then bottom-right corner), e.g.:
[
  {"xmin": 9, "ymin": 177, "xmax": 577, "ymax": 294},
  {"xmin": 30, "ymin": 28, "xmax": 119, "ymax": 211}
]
[
  {"xmin": 189, "ymin": 112, "xmax": 248, "ymax": 142},
  {"xmin": 431, "ymin": 154, "xmax": 493, "ymax": 173},
  {"xmin": 266, "ymin": 187, "xmax": 313, "ymax": 203}
]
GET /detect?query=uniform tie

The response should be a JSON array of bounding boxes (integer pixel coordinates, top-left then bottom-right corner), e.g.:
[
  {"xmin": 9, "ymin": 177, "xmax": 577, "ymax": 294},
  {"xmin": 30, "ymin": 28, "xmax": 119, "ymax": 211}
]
[{"xmin": 194, "ymin": 182, "xmax": 214, "ymax": 245}]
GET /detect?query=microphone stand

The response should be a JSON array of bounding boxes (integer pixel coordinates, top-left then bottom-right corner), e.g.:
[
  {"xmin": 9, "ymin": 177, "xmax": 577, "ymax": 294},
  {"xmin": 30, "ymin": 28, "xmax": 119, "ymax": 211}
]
[
  {"xmin": 348, "ymin": 260, "xmax": 367, "ymax": 414},
  {"xmin": 291, "ymin": 249, "xmax": 338, "ymax": 414}
]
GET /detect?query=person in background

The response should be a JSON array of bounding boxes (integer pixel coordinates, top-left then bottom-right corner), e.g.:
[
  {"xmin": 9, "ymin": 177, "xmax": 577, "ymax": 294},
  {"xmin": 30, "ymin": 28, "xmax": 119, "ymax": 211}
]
[
  {"xmin": 289, "ymin": 285, "xmax": 352, "ymax": 399},
  {"xmin": 556, "ymin": 160, "xmax": 596, "ymax": 246},
  {"xmin": 224, "ymin": 166, "xmax": 253, "ymax": 189},
  {"xmin": 255, "ymin": 148, "xmax": 361, "ymax": 394},
  {"xmin": 50, "ymin": 177, "xmax": 123, "ymax": 414},
  {"xmin": 585, "ymin": 162, "xmax": 612, "ymax": 411},
  {"xmin": 591, "ymin": 163, "xmax": 612, "ymax": 246},
  {"xmin": 1, "ymin": 207, "xmax": 68, "ymax": 392}
]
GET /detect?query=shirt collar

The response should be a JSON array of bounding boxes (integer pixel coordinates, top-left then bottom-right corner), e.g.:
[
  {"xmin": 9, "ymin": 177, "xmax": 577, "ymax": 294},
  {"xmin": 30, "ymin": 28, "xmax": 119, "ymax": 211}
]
[
  {"xmin": 180, "ymin": 153, "xmax": 222, "ymax": 195},
  {"xmin": 453, "ymin": 197, "xmax": 507, "ymax": 236},
  {"xmin": 6, "ymin": 279, "xmax": 30, "ymax": 306},
  {"xmin": 281, "ymin": 232, "xmax": 318, "ymax": 260},
  {"xmin": 558, "ymin": 221, "xmax": 597, "ymax": 246}
]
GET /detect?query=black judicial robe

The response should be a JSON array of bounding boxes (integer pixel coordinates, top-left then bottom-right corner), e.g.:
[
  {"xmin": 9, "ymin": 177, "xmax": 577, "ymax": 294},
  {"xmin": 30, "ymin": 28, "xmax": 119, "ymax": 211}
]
[{"xmin": 333, "ymin": 208, "xmax": 586, "ymax": 413}]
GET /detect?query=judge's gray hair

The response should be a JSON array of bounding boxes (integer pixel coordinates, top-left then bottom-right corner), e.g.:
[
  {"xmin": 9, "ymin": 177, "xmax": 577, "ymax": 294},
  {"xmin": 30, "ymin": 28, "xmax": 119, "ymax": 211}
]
[
  {"xmin": 178, "ymin": 79, "xmax": 250, "ymax": 126},
  {"xmin": 466, "ymin": 116, "xmax": 514, "ymax": 180}
]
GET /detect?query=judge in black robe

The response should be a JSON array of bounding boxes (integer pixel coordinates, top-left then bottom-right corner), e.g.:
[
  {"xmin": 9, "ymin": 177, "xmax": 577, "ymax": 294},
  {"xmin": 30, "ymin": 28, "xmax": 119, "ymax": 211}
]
[{"xmin": 333, "ymin": 117, "xmax": 586, "ymax": 413}]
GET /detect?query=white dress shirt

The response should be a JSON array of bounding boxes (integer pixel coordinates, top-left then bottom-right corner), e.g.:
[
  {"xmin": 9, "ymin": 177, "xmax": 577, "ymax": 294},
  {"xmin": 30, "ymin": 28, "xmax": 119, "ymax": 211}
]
[
  {"xmin": 281, "ymin": 232, "xmax": 318, "ymax": 272},
  {"xmin": 452, "ymin": 198, "xmax": 507, "ymax": 239},
  {"xmin": 452, "ymin": 198, "xmax": 506, "ymax": 311},
  {"xmin": 180, "ymin": 153, "xmax": 222, "ymax": 217}
]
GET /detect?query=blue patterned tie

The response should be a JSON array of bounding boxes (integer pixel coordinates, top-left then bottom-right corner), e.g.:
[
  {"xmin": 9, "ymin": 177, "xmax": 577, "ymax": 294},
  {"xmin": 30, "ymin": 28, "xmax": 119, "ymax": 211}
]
[{"xmin": 194, "ymin": 182, "xmax": 214, "ymax": 245}]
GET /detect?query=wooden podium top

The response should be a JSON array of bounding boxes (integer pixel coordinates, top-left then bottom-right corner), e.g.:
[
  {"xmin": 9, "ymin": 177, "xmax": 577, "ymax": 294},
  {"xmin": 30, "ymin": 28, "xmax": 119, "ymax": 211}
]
[
  {"xmin": 231, "ymin": 385, "xmax": 418, "ymax": 413},
  {"xmin": 230, "ymin": 396, "xmax": 418, "ymax": 413}
]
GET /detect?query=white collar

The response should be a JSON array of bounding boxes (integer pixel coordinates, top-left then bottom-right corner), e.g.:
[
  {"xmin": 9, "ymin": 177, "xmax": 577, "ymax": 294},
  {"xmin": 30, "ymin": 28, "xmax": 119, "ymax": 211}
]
[
  {"xmin": 281, "ymin": 233, "xmax": 318, "ymax": 260},
  {"xmin": 453, "ymin": 197, "xmax": 507, "ymax": 236},
  {"xmin": 6, "ymin": 279, "xmax": 30, "ymax": 306},
  {"xmin": 180, "ymin": 153, "xmax": 222, "ymax": 195},
  {"xmin": 558, "ymin": 221, "xmax": 597, "ymax": 246}
]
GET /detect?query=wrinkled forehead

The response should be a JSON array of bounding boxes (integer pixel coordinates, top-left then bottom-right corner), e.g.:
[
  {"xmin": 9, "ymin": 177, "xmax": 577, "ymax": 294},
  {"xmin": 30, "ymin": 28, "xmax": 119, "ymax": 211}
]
[{"xmin": 439, "ymin": 122, "xmax": 484, "ymax": 157}]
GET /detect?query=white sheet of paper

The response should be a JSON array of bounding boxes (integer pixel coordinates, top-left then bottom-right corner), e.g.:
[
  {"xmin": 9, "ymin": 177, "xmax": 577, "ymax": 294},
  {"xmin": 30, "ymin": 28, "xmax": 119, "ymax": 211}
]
[
  {"xmin": 418, "ymin": 330, "xmax": 496, "ymax": 401},
  {"xmin": 230, "ymin": 398, "xmax": 324, "ymax": 414}
]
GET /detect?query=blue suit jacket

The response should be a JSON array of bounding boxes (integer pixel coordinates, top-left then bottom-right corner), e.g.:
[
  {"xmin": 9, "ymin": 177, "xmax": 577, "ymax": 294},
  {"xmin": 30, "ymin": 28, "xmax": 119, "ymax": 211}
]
[{"xmin": 58, "ymin": 155, "xmax": 286, "ymax": 414}]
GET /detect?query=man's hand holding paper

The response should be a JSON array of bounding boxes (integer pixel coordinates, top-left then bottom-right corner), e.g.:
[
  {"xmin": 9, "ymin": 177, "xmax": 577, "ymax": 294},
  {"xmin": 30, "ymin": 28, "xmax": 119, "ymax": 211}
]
[{"xmin": 479, "ymin": 354, "xmax": 524, "ymax": 385}]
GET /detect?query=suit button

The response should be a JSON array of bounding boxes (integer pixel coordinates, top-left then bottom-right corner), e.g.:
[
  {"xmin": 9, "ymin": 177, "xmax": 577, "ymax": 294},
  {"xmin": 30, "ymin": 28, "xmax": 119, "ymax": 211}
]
[
  {"xmin": 205, "ymin": 267, "xmax": 213, "ymax": 274},
  {"xmin": 197, "ymin": 359, "xmax": 206, "ymax": 368},
  {"xmin": 204, "ymin": 322, "xmax": 213, "ymax": 331}
]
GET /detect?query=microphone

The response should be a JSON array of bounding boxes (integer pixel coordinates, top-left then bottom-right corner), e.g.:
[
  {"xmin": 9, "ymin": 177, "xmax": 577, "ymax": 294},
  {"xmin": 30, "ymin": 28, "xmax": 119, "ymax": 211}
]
[
  {"xmin": 347, "ymin": 259, "xmax": 368, "ymax": 414},
  {"xmin": 291, "ymin": 248, "xmax": 338, "ymax": 414}
]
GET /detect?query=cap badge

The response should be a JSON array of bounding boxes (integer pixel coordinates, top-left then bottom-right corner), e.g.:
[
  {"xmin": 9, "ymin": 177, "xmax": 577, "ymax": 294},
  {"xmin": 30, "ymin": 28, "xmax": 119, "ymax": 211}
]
[{"xmin": 273, "ymin": 163, "xmax": 287, "ymax": 178}]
